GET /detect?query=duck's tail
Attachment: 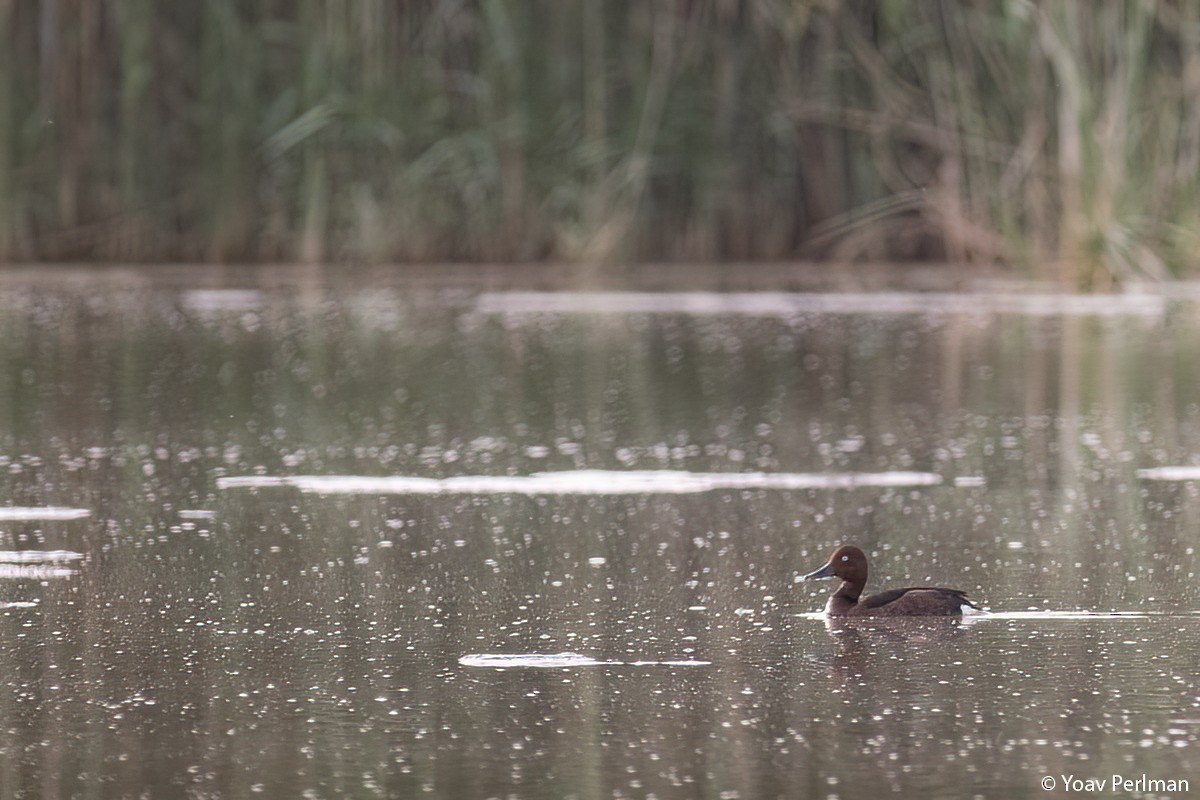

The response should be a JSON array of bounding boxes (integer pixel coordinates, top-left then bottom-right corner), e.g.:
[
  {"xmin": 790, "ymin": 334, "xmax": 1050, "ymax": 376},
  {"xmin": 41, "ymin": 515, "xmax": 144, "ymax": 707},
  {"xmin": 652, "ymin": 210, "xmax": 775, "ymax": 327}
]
[{"xmin": 959, "ymin": 594, "xmax": 987, "ymax": 615}]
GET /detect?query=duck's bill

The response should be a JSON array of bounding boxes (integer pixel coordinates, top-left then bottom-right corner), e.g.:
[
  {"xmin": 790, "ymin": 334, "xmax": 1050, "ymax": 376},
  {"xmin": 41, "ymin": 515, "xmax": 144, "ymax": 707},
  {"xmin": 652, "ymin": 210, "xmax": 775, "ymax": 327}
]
[{"xmin": 801, "ymin": 562, "xmax": 835, "ymax": 581}]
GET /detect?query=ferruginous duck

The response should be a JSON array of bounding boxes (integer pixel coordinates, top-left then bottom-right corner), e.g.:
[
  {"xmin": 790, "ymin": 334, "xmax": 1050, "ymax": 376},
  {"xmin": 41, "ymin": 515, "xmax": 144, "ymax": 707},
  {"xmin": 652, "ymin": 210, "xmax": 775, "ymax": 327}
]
[{"xmin": 802, "ymin": 545, "xmax": 980, "ymax": 616}]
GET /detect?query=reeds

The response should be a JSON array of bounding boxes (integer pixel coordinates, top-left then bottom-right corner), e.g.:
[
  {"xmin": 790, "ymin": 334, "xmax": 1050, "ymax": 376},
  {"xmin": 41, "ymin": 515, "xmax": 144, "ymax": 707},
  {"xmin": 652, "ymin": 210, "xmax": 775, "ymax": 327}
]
[{"xmin": 0, "ymin": 1, "xmax": 1197, "ymax": 283}]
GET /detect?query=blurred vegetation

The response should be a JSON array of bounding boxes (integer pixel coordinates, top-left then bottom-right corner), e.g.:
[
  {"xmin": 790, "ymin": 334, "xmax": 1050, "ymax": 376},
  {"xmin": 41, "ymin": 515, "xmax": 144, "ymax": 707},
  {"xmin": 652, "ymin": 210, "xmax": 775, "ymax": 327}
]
[{"xmin": 0, "ymin": 1, "xmax": 1198, "ymax": 284}]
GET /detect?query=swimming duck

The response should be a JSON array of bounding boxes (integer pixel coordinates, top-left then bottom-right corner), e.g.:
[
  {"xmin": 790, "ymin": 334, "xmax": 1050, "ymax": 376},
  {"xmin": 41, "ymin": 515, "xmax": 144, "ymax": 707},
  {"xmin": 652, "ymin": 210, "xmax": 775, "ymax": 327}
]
[{"xmin": 802, "ymin": 544, "xmax": 979, "ymax": 616}]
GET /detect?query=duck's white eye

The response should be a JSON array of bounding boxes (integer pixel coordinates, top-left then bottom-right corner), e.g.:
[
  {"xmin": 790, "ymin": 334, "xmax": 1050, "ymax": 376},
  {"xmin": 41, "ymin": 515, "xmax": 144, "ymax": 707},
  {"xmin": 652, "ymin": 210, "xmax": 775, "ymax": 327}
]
[{"xmin": 840, "ymin": 555, "xmax": 849, "ymax": 562}]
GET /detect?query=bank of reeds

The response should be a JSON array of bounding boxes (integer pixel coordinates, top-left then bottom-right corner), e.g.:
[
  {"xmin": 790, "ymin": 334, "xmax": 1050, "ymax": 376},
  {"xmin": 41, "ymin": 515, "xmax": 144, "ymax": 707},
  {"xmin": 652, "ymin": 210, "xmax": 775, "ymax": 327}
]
[{"xmin": 0, "ymin": 1, "xmax": 1197, "ymax": 284}]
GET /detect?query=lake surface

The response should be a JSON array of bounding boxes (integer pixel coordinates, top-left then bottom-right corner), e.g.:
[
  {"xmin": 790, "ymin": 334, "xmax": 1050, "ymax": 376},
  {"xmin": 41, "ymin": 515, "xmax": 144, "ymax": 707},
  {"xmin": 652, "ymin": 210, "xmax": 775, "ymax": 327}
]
[{"xmin": 0, "ymin": 277, "xmax": 1196, "ymax": 798}]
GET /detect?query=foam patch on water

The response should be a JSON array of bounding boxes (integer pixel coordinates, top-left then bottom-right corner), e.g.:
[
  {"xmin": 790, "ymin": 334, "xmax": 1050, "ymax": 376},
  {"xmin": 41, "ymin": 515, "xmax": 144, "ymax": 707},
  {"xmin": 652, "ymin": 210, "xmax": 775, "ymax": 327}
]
[
  {"xmin": 475, "ymin": 291, "xmax": 1165, "ymax": 317},
  {"xmin": 0, "ymin": 507, "xmax": 91, "ymax": 521},
  {"xmin": 459, "ymin": 652, "xmax": 711, "ymax": 668},
  {"xmin": 218, "ymin": 469, "xmax": 943, "ymax": 495},
  {"xmin": 1136, "ymin": 466, "xmax": 1200, "ymax": 481}
]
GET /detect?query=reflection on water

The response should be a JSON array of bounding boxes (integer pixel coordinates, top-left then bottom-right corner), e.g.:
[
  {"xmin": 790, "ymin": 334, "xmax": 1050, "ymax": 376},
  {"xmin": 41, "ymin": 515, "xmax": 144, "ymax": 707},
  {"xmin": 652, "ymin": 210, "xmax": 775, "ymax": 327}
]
[{"xmin": 0, "ymin": 282, "xmax": 1196, "ymax": 797}]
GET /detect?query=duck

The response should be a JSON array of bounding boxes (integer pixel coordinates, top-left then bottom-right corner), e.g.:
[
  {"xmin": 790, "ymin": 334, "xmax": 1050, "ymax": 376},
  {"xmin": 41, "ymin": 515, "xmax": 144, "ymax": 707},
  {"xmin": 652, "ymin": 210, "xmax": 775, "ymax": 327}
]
[{"xmin": 802, "ymin": 544, "xmax": 979, "ymax": 617}]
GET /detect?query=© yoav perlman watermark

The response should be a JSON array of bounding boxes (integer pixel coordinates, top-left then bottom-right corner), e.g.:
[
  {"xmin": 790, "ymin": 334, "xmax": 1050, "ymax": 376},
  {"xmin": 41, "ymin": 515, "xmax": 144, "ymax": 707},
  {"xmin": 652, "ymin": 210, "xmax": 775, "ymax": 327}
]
[{"xmin": 1041, "ymin": 774, "xmax": 1190, "ymax": 793}]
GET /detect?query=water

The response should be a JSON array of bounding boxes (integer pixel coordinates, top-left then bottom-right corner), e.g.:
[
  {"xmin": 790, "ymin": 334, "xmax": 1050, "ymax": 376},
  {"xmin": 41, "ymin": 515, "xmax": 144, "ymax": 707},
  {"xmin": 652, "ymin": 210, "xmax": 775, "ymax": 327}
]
[{"xmin": 0, "ymin": 278, "xmax": 1197, "ymax": 798}]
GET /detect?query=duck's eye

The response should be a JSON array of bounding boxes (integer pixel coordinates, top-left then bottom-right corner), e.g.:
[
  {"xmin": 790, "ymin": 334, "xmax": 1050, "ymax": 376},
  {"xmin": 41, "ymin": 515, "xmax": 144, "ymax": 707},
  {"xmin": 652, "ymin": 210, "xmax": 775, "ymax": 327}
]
[{"xmin": 840, "ymin": 555, "xmax": 849, "ymax": 562}]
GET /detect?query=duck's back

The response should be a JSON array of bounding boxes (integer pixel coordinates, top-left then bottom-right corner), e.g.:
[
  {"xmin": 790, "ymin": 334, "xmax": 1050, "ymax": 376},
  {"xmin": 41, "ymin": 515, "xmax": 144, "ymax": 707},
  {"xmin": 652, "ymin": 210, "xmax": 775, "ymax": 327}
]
[{"xmin": 854, "ymin": 586, "xmax": 977, "ymax": 616}]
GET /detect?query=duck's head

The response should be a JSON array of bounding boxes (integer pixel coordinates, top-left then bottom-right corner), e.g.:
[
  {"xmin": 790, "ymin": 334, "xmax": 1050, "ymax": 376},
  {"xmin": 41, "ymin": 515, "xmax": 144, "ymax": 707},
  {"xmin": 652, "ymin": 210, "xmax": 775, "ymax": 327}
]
[{"xmin": 802, "ymin": 544, "xmax": 869, "ymax": 585}]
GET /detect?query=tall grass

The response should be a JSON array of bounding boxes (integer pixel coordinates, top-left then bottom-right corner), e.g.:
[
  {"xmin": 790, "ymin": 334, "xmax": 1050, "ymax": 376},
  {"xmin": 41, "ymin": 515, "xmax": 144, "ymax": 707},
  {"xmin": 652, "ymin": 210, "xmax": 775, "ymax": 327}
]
[{"xmin": 0, "ymin": 1, "xmax": 1198, "ymax": 284}]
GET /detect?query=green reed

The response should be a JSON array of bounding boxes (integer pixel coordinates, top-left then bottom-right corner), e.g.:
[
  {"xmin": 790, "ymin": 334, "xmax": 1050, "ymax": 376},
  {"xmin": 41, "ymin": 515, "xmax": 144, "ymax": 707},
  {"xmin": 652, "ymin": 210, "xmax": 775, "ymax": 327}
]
[{"xmin": 0, "ymin": 1, "xmax": 1198, "ymax": 284}]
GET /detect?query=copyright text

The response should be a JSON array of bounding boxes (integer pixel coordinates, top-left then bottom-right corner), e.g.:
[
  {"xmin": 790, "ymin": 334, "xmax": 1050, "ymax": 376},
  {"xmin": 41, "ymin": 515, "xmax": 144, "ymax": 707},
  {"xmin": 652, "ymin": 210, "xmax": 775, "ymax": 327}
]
[{"xmin": 1042, "ymin": 774, "xmax": 1189, "ymax": 793}]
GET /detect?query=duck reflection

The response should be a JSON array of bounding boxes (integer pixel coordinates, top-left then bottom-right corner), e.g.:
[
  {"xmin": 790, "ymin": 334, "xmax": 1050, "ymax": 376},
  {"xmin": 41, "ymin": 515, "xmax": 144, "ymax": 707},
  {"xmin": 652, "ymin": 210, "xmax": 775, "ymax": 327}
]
[{"xmin": 818, "ymin": 615, "xmax": 975, "ymax": 684}]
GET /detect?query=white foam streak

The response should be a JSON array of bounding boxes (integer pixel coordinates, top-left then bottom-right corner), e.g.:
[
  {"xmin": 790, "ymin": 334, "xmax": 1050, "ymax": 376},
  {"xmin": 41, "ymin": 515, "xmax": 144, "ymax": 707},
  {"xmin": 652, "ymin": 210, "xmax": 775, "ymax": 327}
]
[
  {"xmin": 0, "ymin": 550, "xmax": 82, "ymax": 579},
  {"xmin": 0, "ymin": 550, "xmax": 84, "ymax": 563},
  {"xmin": 1137, "ymin": 466, "xmax": 1200, "ymax": 481},
  {"xmin": 459, "ymin": 653, "xmax": 617, "ymax": 668},
  {"xmin": 475, "ymin": 291, "xmax": 1165, "ymax": 317},
  {"xmin": 218, "ymin": 469, "xmax": 943, "ymax": 495},
  {"xmin": 181, "ymin": 289, "xmax": 264, "ymax": 312},
  {"xmin": 214, "ymin": 476, "xmax": 293, "ymax": 489},
  {"xmin": 0, "ymin": 507, "xmax": 91, "ymax": 521},
  {"xmin": 459, "ymin": 652, "xmax": 711, "ymax": 668},
  {"xmin": 977, "ymin": 610, "xmax": 1164, "ymax": 620},
  {"xmin": 798, "ymin": 610, "xmax": 1180, "ymax": 621},
  {"xmin": 0, "ymin": 565, "xmax": 76, "ymax": 579}
]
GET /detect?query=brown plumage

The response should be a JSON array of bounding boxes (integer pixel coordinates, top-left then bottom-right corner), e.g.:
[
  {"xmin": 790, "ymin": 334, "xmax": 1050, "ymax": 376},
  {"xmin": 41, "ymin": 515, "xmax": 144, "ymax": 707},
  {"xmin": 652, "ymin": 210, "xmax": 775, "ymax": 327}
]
[{"xmin": 802, "ymin": 545, "xmax": 979, "ymax": 617}]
